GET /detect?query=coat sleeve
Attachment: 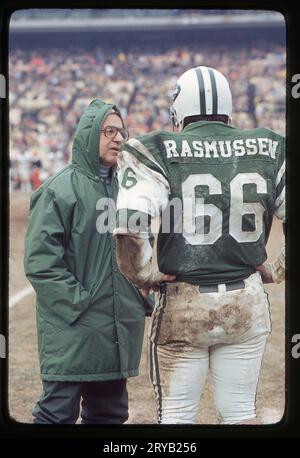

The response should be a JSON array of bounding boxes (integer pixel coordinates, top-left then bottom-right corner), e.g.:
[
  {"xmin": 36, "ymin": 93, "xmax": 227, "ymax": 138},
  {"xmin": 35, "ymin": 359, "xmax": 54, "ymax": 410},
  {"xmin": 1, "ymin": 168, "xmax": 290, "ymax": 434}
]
[{"xmin": 24, "ymin": 187, "xmax": 92, "ymax": 325}]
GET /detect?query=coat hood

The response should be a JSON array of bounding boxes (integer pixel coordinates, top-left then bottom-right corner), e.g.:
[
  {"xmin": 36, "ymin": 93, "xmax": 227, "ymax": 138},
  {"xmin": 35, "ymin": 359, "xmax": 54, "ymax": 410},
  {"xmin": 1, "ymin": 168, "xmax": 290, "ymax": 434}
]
[{"xmin": 71, "ymin": 99, "xmax": 122, "ymax": 177}]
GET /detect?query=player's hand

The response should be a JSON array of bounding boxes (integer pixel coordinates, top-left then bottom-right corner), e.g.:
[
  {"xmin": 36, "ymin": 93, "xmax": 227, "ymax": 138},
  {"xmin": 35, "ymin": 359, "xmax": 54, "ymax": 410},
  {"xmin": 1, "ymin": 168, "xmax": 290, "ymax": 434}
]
[
  {"xmin": 139, "ymin": 287, "xmax": 150, "ymax": 299},
  {"xmin": 256, "ymin": 263, "xmax": 274, "ymax": 283},
  {"xmin": 149, "ymin": 274, "xmax": 177, "ymax": 291}
]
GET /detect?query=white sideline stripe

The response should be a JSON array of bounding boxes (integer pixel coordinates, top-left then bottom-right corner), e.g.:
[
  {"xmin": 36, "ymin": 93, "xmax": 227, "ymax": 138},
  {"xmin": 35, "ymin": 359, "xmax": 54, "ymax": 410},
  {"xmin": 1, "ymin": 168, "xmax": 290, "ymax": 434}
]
[{"xmin": 9, "ymin": 285, "xmax": 34, "ymax": 308}]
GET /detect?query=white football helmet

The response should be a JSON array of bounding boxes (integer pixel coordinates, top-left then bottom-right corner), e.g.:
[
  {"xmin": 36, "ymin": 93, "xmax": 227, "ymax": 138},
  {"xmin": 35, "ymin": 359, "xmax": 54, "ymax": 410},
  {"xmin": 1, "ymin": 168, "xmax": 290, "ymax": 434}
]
[{"xmin": 170, "ymin": 66, "xmax": 232, "ymax": 129}]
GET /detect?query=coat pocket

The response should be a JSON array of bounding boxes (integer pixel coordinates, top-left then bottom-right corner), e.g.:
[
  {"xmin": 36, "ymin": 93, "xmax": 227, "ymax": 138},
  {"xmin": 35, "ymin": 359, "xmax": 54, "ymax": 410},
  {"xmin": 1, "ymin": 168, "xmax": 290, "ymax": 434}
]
[
  {"xmin": 89, "ymin": 277, "xmax": 105, "ymax": 301},
  {"xmin": 43, "ymin": 320, "xmax": 66, "ymax": 358}
]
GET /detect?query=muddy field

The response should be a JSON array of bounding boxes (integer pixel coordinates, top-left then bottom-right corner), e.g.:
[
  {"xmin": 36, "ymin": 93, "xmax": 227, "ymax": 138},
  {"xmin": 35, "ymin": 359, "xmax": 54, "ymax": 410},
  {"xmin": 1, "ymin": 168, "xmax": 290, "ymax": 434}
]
[{"xmin": 8, "ymin": 192, "xmax": 285, "ymax": 424}]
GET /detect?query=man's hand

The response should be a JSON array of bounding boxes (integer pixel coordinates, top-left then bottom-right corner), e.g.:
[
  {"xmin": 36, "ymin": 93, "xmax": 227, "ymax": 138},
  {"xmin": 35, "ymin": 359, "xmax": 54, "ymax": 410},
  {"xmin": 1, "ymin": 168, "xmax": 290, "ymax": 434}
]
[{"xmin": 256, "ymin": 263, "xmax": 274, "ymax": 283}]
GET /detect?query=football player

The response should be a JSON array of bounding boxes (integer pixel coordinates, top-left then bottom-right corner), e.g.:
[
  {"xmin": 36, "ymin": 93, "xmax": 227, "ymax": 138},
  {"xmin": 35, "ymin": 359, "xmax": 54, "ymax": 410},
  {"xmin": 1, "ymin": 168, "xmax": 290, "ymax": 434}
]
[{"xmin": 114, "ymin": 66, "xmax": 285, "ymax": 424}]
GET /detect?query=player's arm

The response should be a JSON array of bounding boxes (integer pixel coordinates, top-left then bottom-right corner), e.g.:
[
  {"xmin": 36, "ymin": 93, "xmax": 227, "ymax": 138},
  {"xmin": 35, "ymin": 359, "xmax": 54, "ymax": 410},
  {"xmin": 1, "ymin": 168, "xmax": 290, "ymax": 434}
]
[
  {"xmin": 257, "ymin": 147, "xmax": 285, "ymax": 284},
  {"xmin": 115, "ymin": 233, "xmax": 175, "ymax": 289},
  {"xmin": 256, "ymin": 234, "xmax": 285, "ymax": 283},
  {"xmin": 113, "ymin": 143, "xmax": 175, "ymax": 289}
]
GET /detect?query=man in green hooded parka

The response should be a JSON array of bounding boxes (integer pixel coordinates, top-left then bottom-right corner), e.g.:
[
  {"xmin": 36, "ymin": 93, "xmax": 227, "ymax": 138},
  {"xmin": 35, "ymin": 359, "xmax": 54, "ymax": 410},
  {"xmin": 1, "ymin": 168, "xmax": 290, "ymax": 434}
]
[{"xmin": 24, "ymin": 99, "xmax": 153, "ymax": 424}]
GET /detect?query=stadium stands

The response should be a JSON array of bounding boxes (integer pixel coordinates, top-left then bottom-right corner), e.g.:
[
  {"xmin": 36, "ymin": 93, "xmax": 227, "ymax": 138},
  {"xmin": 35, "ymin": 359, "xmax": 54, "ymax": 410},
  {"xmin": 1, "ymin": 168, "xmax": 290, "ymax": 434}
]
[{"xmin": 9, "ymin": 11, "xmax": 286, "ymax": 191}]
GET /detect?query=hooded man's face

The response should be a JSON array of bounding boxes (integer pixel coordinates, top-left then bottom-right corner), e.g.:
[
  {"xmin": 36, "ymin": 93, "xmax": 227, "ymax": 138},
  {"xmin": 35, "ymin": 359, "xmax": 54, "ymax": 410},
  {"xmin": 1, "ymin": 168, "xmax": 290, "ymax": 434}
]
[{"xmin": 99, "ymin": 113, "xmax": 125, "ymax": 167}]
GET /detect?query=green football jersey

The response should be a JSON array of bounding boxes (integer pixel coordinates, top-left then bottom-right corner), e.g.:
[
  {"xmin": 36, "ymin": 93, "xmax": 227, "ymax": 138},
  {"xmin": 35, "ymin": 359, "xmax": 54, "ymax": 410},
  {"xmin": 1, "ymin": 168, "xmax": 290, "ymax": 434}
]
[{"xmin": 116, "ymin": 121, "xmax": 285, "ymax": 285}]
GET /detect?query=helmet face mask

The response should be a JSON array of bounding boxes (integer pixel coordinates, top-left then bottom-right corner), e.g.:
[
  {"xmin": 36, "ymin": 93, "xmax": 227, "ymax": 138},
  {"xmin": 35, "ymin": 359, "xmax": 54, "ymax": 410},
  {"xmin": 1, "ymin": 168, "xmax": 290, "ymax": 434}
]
[
  {"xmin": 170, "ymin": 83, "xmax": 181, "ymax": 129},
  {"xmin": 170, "ymin": 106, "xmax": 178, "ymax": 129},
  {"xmin": 170, "ymin": 66, "xmax": 232, "ymax": 130}
]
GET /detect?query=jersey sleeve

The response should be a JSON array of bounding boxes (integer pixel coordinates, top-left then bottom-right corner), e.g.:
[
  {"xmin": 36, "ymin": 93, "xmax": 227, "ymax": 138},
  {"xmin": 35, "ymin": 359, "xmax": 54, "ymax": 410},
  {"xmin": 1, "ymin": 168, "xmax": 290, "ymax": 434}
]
[
  {"xmin": 274, "ymin": 136, "xmax": 285, "ymax": 222},
  {"xmin": 269, "ymin": 136, "xmax": 285, "ymax": 283},
  {"xmin": 114, "ymin": 138, "xmax": 170, "ymax": 237}
]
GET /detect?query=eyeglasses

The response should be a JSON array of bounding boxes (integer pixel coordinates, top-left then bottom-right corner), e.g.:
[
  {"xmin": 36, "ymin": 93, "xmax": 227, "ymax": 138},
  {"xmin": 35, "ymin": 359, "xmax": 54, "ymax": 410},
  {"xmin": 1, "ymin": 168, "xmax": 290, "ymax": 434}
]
[{"xmin": 100, "ymin": 126, "xmax": 129, "ymax": 141}]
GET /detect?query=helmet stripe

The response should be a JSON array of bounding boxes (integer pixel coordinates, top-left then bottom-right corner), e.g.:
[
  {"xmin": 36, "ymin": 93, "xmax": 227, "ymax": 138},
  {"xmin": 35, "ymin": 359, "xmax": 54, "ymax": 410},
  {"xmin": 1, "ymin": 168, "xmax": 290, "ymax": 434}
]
[
  {"xmin": 195, "ymin": 67, "xmax": 206, "ymax": 114},
  {"xmin": 208, "ymin": 68, "xmax": 218, "ymax": 114}
]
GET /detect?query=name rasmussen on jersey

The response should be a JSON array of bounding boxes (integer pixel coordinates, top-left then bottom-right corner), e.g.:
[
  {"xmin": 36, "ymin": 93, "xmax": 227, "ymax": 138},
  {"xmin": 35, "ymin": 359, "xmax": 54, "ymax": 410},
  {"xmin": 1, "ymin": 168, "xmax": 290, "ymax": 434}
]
[{"xmin": 163, "ymin": 137, "xmax": 279, "ymax": 159}]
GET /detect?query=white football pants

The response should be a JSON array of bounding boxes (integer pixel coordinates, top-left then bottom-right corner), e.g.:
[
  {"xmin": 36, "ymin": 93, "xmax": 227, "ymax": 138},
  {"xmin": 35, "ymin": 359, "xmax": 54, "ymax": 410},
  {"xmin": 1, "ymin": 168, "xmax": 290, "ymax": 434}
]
[{"xmin": 149, "ymin": 272, "xmax": 271, "ymax": 424}]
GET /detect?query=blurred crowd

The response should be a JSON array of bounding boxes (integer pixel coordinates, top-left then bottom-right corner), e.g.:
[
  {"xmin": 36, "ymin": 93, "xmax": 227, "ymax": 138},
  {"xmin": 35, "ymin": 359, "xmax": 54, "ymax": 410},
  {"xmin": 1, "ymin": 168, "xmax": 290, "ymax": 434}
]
[{"xmin": 9, "ymin": 41, "xmax": 285, "ymax": 191}]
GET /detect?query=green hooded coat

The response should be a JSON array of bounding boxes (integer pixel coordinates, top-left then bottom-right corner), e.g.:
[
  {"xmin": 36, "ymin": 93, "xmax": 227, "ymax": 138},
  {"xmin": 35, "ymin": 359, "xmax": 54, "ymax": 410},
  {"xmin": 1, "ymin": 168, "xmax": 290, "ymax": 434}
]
[{"xmin": 24, "ymin": 99, "xmax": 151, "ymax": 381}]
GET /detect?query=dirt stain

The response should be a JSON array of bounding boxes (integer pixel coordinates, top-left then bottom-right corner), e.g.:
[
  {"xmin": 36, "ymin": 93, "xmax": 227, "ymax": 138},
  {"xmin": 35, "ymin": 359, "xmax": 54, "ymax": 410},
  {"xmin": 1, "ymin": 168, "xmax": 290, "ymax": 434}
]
[
  {"xmin": 202, "ymin": 303, "xmax": 252, "ymax": 334},
  {"xmin": 155, "ymin": 282, "xmax": 255, "ymax": 347},
  {"xmin": 115, "ymin": 235, "xmax": 151, "ymax": 287}
]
